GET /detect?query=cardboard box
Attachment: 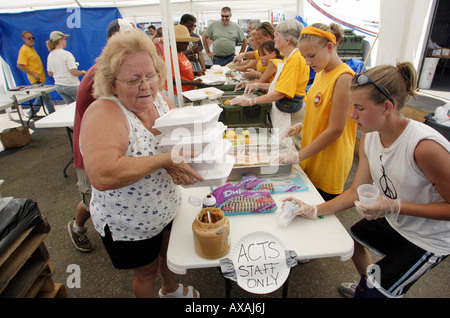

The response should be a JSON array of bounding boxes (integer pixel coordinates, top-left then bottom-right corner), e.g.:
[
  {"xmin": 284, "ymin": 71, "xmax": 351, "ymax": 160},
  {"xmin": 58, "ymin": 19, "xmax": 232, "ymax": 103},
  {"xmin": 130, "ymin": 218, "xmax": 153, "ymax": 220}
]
[
  {"xmin": 427, "ymin": 48, "xmax": 442, "ymax": 57},
  {"xmin": 441, "ymin": 48, "xmax": 450, "ymax": 58},
  {"xmin": 0, "ymin": 126, "xmax": 31, "ymax": 148},
  {"xmin": 426, "ymin": 48, "xmax": 450, "ymax": 59}
]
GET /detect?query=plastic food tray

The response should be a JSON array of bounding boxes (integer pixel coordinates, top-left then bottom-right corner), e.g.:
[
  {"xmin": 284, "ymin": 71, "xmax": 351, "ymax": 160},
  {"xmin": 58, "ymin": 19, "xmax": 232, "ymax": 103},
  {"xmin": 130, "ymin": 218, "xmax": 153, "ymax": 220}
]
[{"xmin": 153, "ymin": 103, "xmax": 222, "ymax": 135}]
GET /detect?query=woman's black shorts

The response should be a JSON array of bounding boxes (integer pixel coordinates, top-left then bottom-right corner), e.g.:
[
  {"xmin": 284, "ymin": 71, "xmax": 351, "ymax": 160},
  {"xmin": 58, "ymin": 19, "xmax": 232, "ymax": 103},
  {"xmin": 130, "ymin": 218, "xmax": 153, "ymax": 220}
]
[{"xmin": 101, "ymin": 222, "xmax": 172, "ymax": 270}]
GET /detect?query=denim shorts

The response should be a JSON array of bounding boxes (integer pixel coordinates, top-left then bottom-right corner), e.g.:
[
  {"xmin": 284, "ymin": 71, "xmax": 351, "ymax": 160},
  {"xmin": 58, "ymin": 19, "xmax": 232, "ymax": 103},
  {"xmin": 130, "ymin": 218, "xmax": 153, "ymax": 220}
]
[{"xmin": 56, "ymin": 84, "xmax": 78, "ymax": 104}]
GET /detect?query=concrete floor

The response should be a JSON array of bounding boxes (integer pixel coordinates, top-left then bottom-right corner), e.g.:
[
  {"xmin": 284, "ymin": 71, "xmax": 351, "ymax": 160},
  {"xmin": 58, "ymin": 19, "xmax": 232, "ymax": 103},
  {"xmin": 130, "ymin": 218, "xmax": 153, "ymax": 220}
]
[{"xmin": 0, "ymin": 103, "xmax": 449, "ymax": 299}]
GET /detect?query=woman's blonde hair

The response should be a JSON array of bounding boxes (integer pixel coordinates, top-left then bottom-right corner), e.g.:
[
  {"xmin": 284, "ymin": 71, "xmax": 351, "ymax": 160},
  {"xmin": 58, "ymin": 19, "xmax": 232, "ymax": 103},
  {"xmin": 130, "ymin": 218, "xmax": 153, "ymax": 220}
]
[
  {"xmin": 93, "ymin": 29, "xmax": 166, "ymax": 98},
  {"xmin": 257, "ymin": 22, "xmax": 275, "ymax": 40},
  {"xmin": 299, "ymin": 23, "xmax": 344, "ymax": 48},
  {"xmin": 350, "ymin": 62, "xmax": 418, "ymax": 110},
  {"xmin": 46, "ymin": 39, "xmax": 59, "ymax": 51}
]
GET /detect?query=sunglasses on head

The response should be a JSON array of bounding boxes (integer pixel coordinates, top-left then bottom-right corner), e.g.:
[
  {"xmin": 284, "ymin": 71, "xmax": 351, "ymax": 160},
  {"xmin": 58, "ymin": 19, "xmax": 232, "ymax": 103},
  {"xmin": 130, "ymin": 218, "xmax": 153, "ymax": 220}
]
[{"xmin": 354, "ymin": 74, "xmax": 394, "ymax": 106}]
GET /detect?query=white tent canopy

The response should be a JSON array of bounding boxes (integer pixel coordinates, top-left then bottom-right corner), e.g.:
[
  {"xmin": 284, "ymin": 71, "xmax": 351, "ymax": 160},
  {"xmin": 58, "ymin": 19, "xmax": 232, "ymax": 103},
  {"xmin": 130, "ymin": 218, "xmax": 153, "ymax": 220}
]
[
  {"xmin": 0, "ymin": 0, "xmax": 436, "ymax": 84},
  {"xmin": 0, "ymin": 0, "xmax": 302, "ymax": 22}
]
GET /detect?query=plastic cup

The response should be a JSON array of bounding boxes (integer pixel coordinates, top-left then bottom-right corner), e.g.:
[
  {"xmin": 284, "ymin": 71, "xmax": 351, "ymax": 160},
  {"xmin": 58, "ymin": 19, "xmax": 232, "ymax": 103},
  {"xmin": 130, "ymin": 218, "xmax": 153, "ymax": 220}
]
[{"xmin": 357, "ymin": 184, "xmax": 379, "ymax": 206}]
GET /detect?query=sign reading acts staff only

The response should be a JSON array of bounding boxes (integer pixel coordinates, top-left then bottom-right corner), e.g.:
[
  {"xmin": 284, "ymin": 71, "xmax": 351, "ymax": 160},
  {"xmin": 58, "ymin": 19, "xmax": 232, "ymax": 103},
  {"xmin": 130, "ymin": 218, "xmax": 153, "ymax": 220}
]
[{"xmin": 231, "ymin": 232, "xmax": 292, "ymax": 294}]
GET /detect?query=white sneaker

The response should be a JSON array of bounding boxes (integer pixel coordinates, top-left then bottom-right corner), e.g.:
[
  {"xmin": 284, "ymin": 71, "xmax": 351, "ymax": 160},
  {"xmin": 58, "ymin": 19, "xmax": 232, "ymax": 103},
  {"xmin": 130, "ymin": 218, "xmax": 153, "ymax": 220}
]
[{"xmin": 339, "ymin": 282, "xmax": 357, "ymax": 298}]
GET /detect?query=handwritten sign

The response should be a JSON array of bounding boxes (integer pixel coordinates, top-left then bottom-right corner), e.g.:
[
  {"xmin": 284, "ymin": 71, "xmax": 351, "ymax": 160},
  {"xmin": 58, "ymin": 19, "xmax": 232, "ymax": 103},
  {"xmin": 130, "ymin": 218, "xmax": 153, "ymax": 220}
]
[{"xmin": 230, "ymin": 232, "xmax": 290, "ymax": 294}]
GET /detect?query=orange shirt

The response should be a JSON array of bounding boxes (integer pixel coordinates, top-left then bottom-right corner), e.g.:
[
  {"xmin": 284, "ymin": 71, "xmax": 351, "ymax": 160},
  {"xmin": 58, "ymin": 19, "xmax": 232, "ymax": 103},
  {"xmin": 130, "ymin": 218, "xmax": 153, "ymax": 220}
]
[{"xmin": 163, "ymin": 51, "xmax": 194, "ymax": 95}]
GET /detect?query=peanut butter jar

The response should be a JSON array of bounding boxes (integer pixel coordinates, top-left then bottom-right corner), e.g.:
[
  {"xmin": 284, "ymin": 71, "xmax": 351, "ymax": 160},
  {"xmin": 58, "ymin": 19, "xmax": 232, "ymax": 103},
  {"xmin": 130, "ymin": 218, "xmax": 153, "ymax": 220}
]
[{"xmin": 192, "ymin": 208, "xmax": 230, "ymax": 259}]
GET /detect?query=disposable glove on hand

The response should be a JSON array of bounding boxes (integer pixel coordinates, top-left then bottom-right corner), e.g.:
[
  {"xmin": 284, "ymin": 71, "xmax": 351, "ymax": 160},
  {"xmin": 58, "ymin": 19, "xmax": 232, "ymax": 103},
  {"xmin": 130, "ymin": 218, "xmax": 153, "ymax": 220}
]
[
  {"xmin": 244, "ymin": 83, "xmax": 259, "ymax": 95},
  {"xmin": 230, "ymin": 96, "xmax": 252, "ymax": 106},
  {"xmin": 281, "ymin": 123, "xmax": 303, "ymax": 140},
  {"xmin": 282, "ymin": 197, "xmax": 318, "ymax": 220},
  {"xmin": 279, "ymin": 150, "xmax": 300, "ymax": 164},
  {"xmin": 355, "ymin": 195, "xmax": 401, "ymax": 221},
  {"xmin": 235, "ymin": 82, "xmax": 246, "ymax": 90},
  {"xmin": 243, "ymin": 69, "xmax": 260, "ymax": 79},
  {"xmin": 233, "ymin": 53, "xmax": 245, "ymax": 63}
]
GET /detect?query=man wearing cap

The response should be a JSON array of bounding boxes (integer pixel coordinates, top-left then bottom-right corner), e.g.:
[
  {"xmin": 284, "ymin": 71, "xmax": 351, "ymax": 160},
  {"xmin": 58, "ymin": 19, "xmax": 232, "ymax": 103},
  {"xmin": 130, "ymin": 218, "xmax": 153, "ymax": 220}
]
[
  {"xmin": 46, "ymin": 31, "xmax": 86, "ymax": 104},
  {"xmin": 162, "ymin": 24, "xmax": 203, "ymax": 107},
  {"xmin": 68, "ymin": 18, "xmax": 135, "ymax": 253},
  {"xmin": 17, "ymin": 31, "xmax": 55, "ymax": 115},
  {"xmin": 202, "ymin": 7, "xmax": 248, "ymax": 66}
]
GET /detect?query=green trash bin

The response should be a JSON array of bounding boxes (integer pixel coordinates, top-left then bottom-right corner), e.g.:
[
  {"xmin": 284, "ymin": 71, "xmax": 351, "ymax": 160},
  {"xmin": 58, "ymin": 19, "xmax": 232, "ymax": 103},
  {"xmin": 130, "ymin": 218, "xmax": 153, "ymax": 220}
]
[
  {"xmin": 337, "ymin": 29, "xmax": 365, "ymax": 62},
  {"xmin": 219, "ymin": 91, "xmax": 271, "ymax": 128}
]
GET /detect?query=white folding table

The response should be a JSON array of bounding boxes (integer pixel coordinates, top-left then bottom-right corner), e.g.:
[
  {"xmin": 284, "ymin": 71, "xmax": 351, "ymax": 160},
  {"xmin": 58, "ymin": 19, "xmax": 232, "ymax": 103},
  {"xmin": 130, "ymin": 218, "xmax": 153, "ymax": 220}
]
[
  {"xmin": 167, "ymin": 165, "xmax": 354, "ymax": 297},
  {"xmin": 35, "ymin": 102, "xmax": 75, "ymax": 177}
]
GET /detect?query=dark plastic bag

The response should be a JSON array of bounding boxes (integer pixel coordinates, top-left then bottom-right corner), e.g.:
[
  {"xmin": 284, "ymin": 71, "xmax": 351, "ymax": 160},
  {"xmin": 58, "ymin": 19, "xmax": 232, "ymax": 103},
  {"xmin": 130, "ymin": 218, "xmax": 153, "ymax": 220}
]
[
  {"xmin": 275, "ymin": 95, "xmax": 304, "ymax": 113},
  {"xmin": 0, "ymin": 198, "xmax": 44, "ymax": 256}
]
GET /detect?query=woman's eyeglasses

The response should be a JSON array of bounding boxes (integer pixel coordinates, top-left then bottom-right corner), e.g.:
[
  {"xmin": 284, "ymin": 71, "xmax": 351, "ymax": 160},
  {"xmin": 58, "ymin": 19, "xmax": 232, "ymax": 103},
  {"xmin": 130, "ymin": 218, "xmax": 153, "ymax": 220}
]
[
  {"xmin": 354, "ymin": 74, "xmax": 394, "ymax": 106},
  {"xmin": 379, "ymin": 155, "xmax": 397, "ymax": 199},
  {"xmin": 115, "ymin": 73, "xmax": 159, "ymax": 87}
]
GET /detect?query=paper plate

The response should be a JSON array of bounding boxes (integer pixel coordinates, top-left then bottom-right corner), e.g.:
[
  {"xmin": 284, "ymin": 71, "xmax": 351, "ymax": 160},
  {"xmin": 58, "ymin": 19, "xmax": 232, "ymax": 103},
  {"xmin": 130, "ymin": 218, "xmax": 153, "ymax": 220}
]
[{"xmin": 228, "ymin": 231, "xmax": 290, "ymax": 294}]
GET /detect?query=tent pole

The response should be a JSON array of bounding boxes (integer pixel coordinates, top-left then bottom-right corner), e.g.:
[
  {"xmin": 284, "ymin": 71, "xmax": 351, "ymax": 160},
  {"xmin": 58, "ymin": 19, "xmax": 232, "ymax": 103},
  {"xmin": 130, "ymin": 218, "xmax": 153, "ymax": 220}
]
[
  {"xmin": 162, "ymin": 0, "xmax": 184, "ymax": 107},
  {"xmin": 161, "ymin": 0, "xmax": 174, "ymax": 101}
]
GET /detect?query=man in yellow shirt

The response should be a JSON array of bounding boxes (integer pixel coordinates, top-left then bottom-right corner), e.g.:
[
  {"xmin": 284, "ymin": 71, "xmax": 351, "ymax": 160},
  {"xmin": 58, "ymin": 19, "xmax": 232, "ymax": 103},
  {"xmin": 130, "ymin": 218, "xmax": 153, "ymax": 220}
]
[{"xmin": 17, "ymin": 31, "xmax": 55, "ymax": 115}]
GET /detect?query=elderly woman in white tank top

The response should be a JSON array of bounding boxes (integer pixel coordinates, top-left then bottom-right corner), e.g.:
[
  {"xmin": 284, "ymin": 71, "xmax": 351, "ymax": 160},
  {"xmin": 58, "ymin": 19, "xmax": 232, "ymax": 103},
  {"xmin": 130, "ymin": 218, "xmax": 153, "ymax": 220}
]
[{"xmin": 80, "ymin": 29, "xmax": 203, "ymax": 298}]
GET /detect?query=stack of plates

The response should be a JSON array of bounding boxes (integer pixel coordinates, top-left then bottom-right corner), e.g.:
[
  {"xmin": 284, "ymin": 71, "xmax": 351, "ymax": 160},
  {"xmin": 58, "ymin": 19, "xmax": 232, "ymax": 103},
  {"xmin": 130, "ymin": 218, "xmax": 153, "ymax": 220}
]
[{"xmin": 153, "ymin": 104, "xmax": 235, "ymax": 187}]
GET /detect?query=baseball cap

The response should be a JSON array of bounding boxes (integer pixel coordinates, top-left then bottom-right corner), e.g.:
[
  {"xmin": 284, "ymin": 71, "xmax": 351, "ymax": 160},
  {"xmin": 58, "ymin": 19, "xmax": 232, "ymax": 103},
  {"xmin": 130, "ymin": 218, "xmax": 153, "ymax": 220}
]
[
  {"xmin": 50, "ymin": 31, "xmax": 69, "ymax": 42},
  {"xmin": 107, "ymin": 18, "xmax": 136, "ymax": 39}
]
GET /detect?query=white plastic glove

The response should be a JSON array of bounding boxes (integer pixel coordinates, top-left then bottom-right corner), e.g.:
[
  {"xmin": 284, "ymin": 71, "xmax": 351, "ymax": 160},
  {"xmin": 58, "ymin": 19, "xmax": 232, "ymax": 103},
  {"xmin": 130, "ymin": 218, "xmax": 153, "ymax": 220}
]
[
  {"xmin": 283, "ymin": 197, "xmax": 318, "ymax": 220},
  {"xmin": 242, "ymin": 69, "xmax": 261, "ymax": 79},
  {"xmin": 235, "ymin": 82, "xmax": 246, "ymax": 91},
  {"xmin": 230, "ymin": 96, "xmax": 252, "ymax": 106},
  {"xmin": 244, "ymin": 83, "xmax": 259, "ymax": 95},
  {"xmin": 279, "ymin": 150, "xmax": 300, "ymax": 164},
  {"xmin": 355, "ymin": 195, "xmax": 401, "ymax": 221},
  {"xmin": 233, "ymin": 53, "xmax": 245, "ymax": 63},
  {"xmin": 281, "ymin": 123, "xmax": 303, "ymax": 140}
]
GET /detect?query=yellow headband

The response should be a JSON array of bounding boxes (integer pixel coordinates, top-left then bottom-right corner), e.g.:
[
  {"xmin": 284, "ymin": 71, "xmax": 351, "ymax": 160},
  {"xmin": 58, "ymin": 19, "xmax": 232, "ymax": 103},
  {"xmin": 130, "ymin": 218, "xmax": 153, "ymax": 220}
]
[{"xmin": 300, "ymin": 26, "xmax": 336, "ymax": 45}]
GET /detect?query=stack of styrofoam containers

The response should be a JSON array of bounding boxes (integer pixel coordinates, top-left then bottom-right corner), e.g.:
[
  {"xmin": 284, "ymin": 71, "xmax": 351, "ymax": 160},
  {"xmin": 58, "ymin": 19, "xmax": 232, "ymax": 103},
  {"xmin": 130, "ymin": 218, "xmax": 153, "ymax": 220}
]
[{"xmin": 153, "ymin": 103, "xmax": 235, "ymax": 187}]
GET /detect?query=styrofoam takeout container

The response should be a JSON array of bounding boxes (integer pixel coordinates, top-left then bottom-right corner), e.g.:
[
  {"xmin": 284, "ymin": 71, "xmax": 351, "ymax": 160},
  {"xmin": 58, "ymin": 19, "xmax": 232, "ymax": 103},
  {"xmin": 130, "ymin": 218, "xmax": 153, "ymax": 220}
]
[
  {"xmin": 182, "ymin": 87, "xmax": 224, "ymax": 101},
  {"xmin": 183, "ymin": 155, "xmax": 235, "ymax": 188},
  {"xmin": 197, "ymin": 74, "xmax": 227, "ymax": 86},
  {"xmin": 159, "ymin": 121, "xmax": 226, "ymax": 152},
  {"xmin": 153, "ymin": 103, "xmax": 222, "ymax": 135},
  {"xmin": 188, "ymin": 139, "xmax": 233, "ymax": 170}
]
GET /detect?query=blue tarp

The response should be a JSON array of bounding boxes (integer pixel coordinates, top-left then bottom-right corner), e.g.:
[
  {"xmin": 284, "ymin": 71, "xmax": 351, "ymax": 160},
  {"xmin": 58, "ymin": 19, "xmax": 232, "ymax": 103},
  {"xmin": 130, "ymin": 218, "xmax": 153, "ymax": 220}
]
[{"xmin": 0, "ymin": 7, "xmax": 121, "ymax": 100}]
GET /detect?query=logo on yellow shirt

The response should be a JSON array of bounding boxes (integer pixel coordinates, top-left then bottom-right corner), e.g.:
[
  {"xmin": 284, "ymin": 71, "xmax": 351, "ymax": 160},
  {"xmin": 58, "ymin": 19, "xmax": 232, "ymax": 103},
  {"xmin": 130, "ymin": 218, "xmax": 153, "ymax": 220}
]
[{"xmin": 314, "ymin": 92, "xmax": 323, "ymax": 107}]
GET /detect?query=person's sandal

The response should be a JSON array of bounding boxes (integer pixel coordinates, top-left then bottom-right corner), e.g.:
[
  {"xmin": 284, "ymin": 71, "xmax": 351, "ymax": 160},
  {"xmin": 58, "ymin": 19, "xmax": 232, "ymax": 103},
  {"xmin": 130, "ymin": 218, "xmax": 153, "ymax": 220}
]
[{"xmin": 159, "ymin": 283, "xmax": 200, "ymax": 298}]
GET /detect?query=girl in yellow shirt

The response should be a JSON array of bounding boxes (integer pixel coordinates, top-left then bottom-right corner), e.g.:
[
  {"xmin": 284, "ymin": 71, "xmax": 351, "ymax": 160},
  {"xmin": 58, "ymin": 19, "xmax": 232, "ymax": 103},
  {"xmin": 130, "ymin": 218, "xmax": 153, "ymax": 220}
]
[
  {"xmin": 283, "ymin": 23, "xmax": 357, "ymax": 201},
  {"xmin": 235, "ymin": 40, "xmax": 284, "ymax": 89}
]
